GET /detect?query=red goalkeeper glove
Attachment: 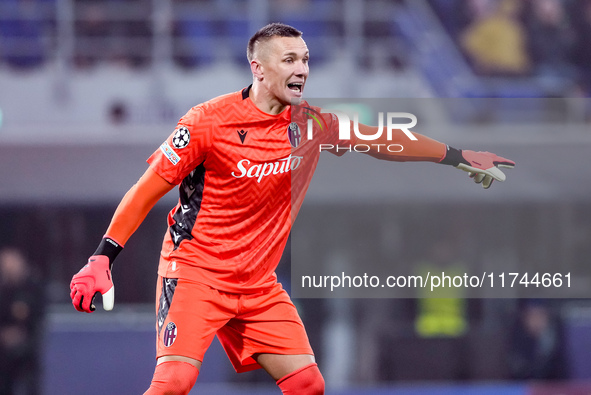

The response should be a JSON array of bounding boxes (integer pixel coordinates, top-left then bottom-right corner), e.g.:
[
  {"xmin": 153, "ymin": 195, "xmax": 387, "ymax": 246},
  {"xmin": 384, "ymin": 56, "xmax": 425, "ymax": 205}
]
[
  {"xmin": 440, "ymin": 146, "xmax": 515, "ymax": 189},
  {"xmin": 70, "ymin": 237, "xmax": 122, "ymax": 313}
]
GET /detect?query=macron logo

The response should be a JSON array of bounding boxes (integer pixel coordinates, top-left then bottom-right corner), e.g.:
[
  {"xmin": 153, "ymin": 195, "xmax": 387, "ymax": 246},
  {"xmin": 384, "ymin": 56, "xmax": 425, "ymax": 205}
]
[
  {"xmin": 231, "ymin": 155, "xmax": 303, "ymax": 183},
  {"xmin": 237, "ymin": 129, "xmax": 248, "ymax": 144}
]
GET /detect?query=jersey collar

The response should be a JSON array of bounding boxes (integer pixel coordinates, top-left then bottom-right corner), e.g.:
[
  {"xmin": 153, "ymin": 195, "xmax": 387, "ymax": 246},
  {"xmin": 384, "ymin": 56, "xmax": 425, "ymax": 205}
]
[{"xmin": 241, "ymin": 85, "xmax": 252, "ymax": 100}]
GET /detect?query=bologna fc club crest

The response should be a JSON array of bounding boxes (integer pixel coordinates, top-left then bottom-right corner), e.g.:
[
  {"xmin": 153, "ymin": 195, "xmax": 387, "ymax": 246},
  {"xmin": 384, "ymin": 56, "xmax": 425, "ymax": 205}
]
[
  {"xmin": 163, "ymin": 322, "xmax": 177, "ymax": 347},
  {"xmin": 287, "ymin": 122, "xmax": 301, "ymax": 148},
  {"xmin": 172, "ymin": 127, "xmax": 190, "ymax": 149}
]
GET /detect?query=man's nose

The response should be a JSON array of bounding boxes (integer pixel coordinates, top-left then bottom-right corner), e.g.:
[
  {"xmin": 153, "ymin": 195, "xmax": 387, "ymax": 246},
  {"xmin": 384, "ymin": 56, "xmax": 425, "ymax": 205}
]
[{"xmin": 295, "ymin": 61, "xmax": 308, "ymax": 77}]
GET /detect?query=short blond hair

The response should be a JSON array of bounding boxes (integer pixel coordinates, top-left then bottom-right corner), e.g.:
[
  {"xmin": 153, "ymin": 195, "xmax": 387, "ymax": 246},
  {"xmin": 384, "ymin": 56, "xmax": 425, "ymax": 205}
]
[{"xmin": 247, "ymin": 23, "xmax": 303, "ymax": 62}]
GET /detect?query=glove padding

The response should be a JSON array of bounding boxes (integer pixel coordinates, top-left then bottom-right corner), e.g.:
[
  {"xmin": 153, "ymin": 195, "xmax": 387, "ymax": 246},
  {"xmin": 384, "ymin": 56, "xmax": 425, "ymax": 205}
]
[
  {"xmin": 70, "ymin": 255, "xmax": 114, "ymax": 313},
  {"xmin": 457, "ymin": 150, "xmax": 515, "ymax": 189}
]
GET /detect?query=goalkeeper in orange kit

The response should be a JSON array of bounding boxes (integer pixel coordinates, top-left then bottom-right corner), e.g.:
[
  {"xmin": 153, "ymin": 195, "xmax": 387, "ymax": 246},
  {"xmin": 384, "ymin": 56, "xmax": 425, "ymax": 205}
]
[{"xmin": 70, "ymin": 23, "xmax": 514, "ymax": 394}]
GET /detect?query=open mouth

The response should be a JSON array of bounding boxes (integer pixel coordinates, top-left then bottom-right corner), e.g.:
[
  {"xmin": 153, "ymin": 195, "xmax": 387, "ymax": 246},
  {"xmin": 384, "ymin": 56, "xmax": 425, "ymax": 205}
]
[{"xmin": 287, "ymin": 82, "xmax": 303, "ymax": 93}]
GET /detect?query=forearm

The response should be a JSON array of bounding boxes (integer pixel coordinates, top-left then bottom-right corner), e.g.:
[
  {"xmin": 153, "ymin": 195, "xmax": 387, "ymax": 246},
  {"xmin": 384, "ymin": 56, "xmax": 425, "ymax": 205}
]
[
  {"xmin": 105, "ymin": 187, "xmax": 153, "ymax": 245},
  {"xmin": 354, "ymin": 123, "xmax": 447, "ymax": 162},
  {"xmin": 104, "ymin": 167, "xmax": 174, "ymax": 247},
  {"xmin": 71, "ymin": 167, "xmax": 173, "ymax": 313}
]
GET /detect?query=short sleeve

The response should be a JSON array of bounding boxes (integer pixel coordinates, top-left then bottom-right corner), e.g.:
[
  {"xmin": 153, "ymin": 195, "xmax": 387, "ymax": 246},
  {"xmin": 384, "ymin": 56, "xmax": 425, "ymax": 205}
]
[{"xmin": 147, "ymin": 106, "xmax": 213, "ymax": 185}]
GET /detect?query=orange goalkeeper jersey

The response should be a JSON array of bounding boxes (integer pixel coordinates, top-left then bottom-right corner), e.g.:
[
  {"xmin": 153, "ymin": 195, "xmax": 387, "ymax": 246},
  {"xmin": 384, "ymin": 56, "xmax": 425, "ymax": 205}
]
[{"xmin": 147, "ymin": 86, "xmax": 341, "ymax": 293}]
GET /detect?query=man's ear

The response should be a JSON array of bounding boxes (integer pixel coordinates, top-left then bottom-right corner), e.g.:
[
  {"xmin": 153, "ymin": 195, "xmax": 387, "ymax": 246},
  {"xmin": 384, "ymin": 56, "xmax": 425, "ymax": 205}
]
[{"xmin": 251, "ymin": 59, "xmax": 263, "ymax": 81}]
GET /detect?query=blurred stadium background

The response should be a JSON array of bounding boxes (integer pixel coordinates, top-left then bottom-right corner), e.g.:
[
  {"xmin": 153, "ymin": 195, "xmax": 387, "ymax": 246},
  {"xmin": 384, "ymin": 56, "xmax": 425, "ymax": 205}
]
[{"xmin": 2, "ymin": 0, "xmax": 591, "ymax": 393}]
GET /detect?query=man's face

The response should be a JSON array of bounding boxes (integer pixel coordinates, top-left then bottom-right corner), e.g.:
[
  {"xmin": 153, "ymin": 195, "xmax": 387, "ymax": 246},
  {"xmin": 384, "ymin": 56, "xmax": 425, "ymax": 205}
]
[{"xmin": 255, "ymin": 36, "xmax": 309, "ymax": 105}]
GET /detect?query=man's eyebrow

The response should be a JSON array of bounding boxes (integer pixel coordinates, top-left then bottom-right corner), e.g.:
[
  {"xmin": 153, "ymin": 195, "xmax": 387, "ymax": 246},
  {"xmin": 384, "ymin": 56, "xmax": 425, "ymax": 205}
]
[{"xmin": 282, "ymin": 51, "xmax": 309, "ymax": 57}]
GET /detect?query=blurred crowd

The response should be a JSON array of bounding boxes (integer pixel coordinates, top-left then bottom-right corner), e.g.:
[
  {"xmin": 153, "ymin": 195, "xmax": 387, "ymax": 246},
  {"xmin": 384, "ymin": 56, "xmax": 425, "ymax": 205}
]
[
  {"xmin": 431, "ymin": 0, "xmax": 591, "ymax": 95},
  {"xmin": 0, "ymin": 248, "xmax": 44, "ymax": 395},
  {"xmin": 0, "ymin": 0, "xmax": 339, "ymax": 69},
  {"xmin": 2, "ymin": 0, "xmax": 591, "ymax": 95}
]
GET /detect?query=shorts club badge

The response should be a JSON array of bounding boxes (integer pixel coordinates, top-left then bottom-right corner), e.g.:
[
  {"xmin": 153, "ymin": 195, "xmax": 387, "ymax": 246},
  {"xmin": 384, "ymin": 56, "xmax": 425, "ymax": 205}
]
[{"xmin": 163, "ymin": 322, "xmax": 178, "ymax": 347}]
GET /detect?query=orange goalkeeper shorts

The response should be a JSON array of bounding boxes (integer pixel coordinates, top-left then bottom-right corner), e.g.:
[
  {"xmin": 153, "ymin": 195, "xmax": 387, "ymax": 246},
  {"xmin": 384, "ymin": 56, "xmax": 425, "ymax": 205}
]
[{"xmin": 154, "ymin": 276, "xmax": 314, "ymax": 373}]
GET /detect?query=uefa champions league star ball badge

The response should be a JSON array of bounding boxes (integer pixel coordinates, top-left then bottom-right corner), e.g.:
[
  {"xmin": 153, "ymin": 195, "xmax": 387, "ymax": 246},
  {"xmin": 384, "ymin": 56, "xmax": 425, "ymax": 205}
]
[{"xmin": 172, "ymin": 127, "xmax": 191, "ymax": 149}]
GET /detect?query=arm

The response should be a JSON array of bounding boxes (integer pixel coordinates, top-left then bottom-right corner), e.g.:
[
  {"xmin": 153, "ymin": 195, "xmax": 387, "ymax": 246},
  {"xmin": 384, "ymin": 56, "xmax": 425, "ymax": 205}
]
[
  {"xmin": 352, "ymin": 123, "xmax": 515, "ymax": 189},
  {"xmin": 70, "ymin": 167, "xmax": 175, "ymax": 313},
  {"xmin": 352, "ymin": 123, "xmax": 446, "ymax": 163},
  {"xmin": 105, "ymin": 167, "xmax": 175, "ymax": 245}
]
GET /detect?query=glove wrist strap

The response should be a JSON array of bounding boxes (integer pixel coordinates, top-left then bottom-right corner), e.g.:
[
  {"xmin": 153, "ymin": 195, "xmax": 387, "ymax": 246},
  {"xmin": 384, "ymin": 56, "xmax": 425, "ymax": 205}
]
[
  {"xmin": 93, "ymin": 237, "xmax": 123, "ymax": 268},
  {"xmin": 439, "ymin": 145, "xmax": 468, "ymax": 167}
]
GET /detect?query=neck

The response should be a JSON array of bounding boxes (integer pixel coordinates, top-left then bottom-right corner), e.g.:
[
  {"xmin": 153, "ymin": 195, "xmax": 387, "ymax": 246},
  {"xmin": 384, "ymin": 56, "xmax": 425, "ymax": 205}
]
[{"xmin": 249, "ymin": 81, "xmax": 287, "ymax": 115}]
